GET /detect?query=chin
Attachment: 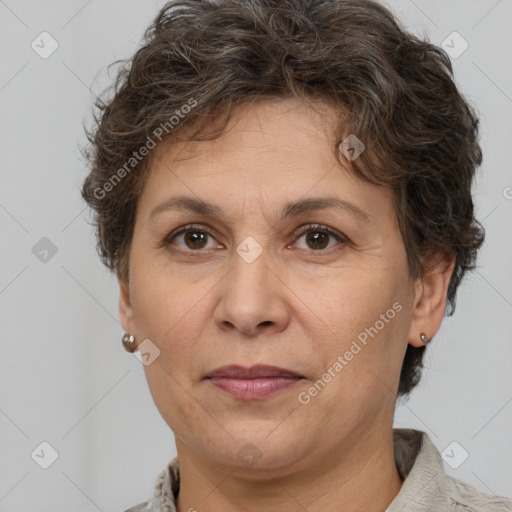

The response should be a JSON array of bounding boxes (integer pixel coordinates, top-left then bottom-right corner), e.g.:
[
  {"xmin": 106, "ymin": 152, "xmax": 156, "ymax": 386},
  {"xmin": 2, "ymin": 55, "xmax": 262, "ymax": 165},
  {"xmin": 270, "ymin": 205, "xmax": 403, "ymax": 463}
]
[{"xmin": 203, "ymin": 426, "xmax": 311, "ymax": 473}]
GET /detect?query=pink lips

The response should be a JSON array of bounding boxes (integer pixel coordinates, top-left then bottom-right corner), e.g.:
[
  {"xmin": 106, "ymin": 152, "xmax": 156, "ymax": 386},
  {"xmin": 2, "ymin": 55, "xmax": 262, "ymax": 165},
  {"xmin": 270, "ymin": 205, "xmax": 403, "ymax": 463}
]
[{"xmin": 206, "ymin": 365, "xmax": 304, "ymax": 400}]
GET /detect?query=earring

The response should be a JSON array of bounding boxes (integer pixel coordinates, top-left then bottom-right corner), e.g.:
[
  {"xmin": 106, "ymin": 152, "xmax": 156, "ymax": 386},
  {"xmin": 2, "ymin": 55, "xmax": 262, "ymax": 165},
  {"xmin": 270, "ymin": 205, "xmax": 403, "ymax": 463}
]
[
  {"xmin": 420, "ymin": 332, "xmax": 430, "ymax": 345},
  {"xmin": 122, "ymin": 333, "xmax": 137, "ymax": 353}
]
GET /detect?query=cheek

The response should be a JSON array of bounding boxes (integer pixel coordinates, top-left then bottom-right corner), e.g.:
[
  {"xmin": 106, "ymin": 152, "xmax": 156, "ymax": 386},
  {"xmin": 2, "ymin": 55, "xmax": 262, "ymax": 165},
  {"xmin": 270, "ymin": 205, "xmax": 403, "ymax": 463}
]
[
  {"xmin": 309, "ymin": 271, "xmax": 410, "ymax": 391},
  {"xmin": 129, "ymin": 261, "xmax": 215, "ymax": 402},
  {"xmin": 143, "ymin": 363, "xmax": 207, "ymax": 441},
  {"xmin": 304, "ymin": 270, "xmax": 396, "ymax": 343},
  {"xmin": 129, "ymin": 247, "xmax": 199, "ymax": 339}
]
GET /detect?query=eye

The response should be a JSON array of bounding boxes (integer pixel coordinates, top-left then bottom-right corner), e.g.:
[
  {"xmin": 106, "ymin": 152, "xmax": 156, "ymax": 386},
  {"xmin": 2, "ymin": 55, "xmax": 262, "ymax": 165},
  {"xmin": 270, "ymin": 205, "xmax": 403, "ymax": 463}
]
[
  {"xmin": 164, "ymin": 224, "xmax": 221, "ymax": 252},
  {"xmin": 163, "ymin": 223, "xmax": 347, "ymax": 254},
  {"xmin": 292, "ymin": 224, "xmax": 347, "ymax": 252}
]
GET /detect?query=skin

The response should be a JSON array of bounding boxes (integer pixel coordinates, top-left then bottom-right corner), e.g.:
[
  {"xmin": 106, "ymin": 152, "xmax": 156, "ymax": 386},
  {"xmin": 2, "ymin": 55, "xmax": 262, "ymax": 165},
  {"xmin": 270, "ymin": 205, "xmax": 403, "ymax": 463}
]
[{"xmin": 119, "ymin": 97, "xmax": 455, "ymax": 512}]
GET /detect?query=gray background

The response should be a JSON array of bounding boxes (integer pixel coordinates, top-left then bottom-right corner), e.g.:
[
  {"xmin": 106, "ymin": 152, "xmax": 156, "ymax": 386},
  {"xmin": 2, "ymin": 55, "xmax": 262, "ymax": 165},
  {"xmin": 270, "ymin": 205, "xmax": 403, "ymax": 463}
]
[{"xmin": 0, "ymin": 0, "xmax": 511, "ymax": 510}]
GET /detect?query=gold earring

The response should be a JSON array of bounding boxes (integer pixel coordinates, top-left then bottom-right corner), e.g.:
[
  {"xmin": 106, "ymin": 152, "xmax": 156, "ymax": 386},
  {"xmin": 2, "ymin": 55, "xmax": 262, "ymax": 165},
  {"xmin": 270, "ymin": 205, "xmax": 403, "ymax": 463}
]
[
  {"xmin": 122, "ymin": 333, "xmax": 137, "ymax": 353},
  {"xmin": 420, "ymin": 332, "xmax": 430, "ymax": 345}
]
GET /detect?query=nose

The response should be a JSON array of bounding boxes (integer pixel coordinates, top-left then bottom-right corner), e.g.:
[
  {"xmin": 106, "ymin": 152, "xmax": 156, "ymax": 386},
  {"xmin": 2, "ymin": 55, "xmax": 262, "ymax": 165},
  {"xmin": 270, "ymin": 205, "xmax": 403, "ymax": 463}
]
[{"xmin": 213, "ymin": 248, "xmax": 291, "ymax": 337}]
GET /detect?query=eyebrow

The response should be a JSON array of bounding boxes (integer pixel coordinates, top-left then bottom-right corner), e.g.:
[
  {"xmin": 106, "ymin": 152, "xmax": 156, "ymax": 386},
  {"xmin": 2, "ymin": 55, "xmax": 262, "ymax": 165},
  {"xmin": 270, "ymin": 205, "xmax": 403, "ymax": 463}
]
[{"xmin": 149, "ymin": 195, "xmax": 370, "ymax": 223}]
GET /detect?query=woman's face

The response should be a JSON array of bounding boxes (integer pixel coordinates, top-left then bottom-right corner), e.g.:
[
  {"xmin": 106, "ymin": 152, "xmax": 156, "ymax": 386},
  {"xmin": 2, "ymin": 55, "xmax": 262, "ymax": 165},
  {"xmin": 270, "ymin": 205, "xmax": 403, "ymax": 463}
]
[{"xmin": 120, "ymin": 98, "xmax": 441, "ymax": 473}]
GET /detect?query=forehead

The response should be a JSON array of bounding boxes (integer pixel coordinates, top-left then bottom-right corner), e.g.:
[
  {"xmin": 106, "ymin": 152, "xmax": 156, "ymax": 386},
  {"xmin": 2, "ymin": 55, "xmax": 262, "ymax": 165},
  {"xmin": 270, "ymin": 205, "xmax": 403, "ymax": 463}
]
[
  {"xmin": 139, "ymin": 97, "xmax": 395, "ymax": 225},
  {"xmin": 154, "ymin": 98, "xmax": 338, "ymax": 164}
]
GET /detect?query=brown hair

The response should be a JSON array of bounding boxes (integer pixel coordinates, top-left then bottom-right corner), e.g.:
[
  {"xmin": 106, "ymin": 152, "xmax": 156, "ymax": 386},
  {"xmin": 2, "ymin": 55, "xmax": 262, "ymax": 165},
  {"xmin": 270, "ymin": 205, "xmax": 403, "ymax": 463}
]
[{"xmin": 81, "ymin": 0, "xmax": 484, "ymax": 398}]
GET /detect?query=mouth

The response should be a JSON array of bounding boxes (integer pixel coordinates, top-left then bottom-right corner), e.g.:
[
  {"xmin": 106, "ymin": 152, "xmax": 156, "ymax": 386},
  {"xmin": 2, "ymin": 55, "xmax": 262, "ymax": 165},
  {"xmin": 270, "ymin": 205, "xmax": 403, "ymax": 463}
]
[{"xmin": 205, "ymin": 364, "xmax": 305, "ymax": 400}]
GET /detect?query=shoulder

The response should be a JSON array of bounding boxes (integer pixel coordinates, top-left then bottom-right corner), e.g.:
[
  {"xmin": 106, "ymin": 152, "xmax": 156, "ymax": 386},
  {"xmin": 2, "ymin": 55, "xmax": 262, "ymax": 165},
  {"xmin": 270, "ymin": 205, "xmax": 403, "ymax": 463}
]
[
  {"xmin": 123, "ymin": 499, "xmax": 153, "ymax": 512},
  {"xmin": 122, "ymin": 455, "xmax": 180, "ymax": 512},
  {"xmin": 390, "ymin": 429, "xmax": 512, "ymax": 512},
  {"xmin": 419, "ymin": 432, "xmax": 512, "ymax": 511},
  {"xmin": 447, "ymin": 476, "xmax": 512, "ymax": 512}
]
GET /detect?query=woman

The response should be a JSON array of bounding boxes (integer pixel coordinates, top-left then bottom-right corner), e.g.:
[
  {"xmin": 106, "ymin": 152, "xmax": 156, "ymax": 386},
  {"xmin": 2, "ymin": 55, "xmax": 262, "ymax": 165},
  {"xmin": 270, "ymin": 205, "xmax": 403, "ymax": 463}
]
[{"xmin": 81, "ymin": 0, "xmax": 512, "ymax": 510}]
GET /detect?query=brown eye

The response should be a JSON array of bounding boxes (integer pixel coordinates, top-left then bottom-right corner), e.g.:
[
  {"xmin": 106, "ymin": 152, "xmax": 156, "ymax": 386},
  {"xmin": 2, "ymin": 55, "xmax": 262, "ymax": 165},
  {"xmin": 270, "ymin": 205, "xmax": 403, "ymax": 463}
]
[
  {"xmin": 182, "ymin": 231, "xmax": 209, "ymax": 250},
  {"xmin": 165, "ymin": 225, "xmax": 219, "ymax": 252},
  {"xmin": 293, "ymin": 224, "xmax": 346, "ymax": 252},
  {"xmin": 304, "ymin": 231, "xmax": 330, "ymax": 250}
]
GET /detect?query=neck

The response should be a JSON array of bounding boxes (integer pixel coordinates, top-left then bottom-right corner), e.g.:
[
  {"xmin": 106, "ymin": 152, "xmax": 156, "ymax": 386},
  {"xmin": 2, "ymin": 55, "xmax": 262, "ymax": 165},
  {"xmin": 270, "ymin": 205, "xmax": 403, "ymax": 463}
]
[{"xmin": 175, "ymin": 427, "xmax": 403, "ymax": 512}]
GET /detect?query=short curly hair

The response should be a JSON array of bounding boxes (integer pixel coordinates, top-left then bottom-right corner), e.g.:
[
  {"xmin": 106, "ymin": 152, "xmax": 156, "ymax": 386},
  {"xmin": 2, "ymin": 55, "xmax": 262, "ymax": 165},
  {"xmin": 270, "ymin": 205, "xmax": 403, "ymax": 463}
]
[{"xmin": 81, "ymin": 0, "xmax": 485, "ymax": 398}]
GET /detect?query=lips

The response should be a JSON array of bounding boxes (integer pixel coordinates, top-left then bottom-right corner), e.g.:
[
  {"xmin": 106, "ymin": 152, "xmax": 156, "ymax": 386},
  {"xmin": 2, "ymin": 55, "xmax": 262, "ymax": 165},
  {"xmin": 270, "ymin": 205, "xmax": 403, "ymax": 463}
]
[
  {"xmin": 207, "ymin": 364, "xmax": 303, "ymax": 379},
  {"xmin": 206, "ymin": 365, "xmax": 304, "ymax": 400}
]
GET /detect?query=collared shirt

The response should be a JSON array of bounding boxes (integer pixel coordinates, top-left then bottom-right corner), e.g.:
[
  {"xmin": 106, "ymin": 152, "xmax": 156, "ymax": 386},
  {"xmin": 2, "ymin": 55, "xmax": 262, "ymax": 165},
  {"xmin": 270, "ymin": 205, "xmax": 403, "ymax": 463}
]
[{"xmin": 124, "ymin": 428, "xmax": 512, "ymax": 512}]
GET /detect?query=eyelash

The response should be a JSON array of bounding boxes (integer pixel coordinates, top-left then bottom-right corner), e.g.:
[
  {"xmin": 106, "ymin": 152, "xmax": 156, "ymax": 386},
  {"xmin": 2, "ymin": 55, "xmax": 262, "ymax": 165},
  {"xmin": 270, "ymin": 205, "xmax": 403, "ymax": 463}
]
[{"xmin": 162, "ymin": 223, "xmax": 348, "ymax": 256}]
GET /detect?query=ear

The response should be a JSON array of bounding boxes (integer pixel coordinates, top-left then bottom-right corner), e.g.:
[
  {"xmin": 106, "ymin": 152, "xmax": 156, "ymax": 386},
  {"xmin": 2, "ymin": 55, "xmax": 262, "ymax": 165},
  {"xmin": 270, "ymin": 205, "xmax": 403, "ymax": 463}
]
[
  {"xmin": 407, "ymin": 255, "xmax": 456, "ymax": 347},
  {"xmin": 119, "ymin": 278, "xmax": 136, "ymax": 335}
]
